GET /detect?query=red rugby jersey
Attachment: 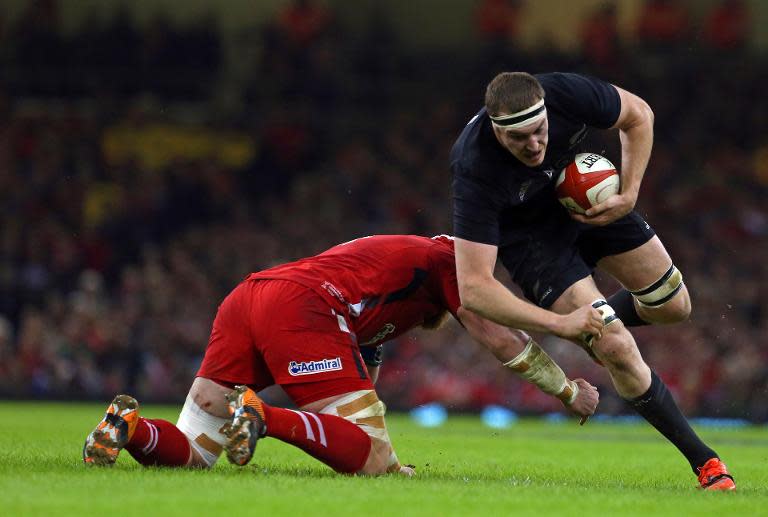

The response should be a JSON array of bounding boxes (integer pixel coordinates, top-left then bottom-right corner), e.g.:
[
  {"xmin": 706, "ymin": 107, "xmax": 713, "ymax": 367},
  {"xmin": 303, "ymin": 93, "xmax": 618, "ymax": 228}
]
[{"xmin": 248, "ymin": 235, "xmax": 461, "ymax": 346}]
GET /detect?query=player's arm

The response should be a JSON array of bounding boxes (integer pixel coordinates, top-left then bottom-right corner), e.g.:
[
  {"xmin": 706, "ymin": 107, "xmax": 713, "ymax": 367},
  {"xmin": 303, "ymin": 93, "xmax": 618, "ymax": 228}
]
[
  {"xmin": 573, "ymin": 86, "xmax": 654, "ymax": 225},
  {"xmin": 456, "ymin": 307, "xmax": 598, "ymax": 423},
  {"xmin": 454, "ymin": 237, "xmax": 604, "ymax": 339}
]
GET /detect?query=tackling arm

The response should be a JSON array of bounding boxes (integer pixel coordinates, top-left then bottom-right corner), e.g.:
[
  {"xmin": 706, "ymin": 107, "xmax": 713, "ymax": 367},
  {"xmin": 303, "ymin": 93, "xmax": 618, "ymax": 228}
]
[
  {"xmin": 457, "ymin": 307, "xmax": 598, "ymax": 421},
  {"xmin": 454, "ymin": 238, "xmax": 604, "ymax": 339}
]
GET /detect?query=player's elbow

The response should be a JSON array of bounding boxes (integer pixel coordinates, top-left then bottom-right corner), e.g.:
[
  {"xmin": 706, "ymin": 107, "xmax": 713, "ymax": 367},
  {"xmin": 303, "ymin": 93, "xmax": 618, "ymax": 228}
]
[
  {"xmin": 617, "ymin": 88, "xmax": 654, "ymax": 130},
  {"xmin": 640, "ymin": 100, "xmax": 654, "ymax": 126},
  {"xmin": 457, "ymin": 277, "xmax": 487, "ymax": 314},
  {"xmin": 462, "ymin": 309, "xmax": 530, "ymax": 362},
  {"xmin": 457, "ymin": 286, "xmax": 475, "ymax": 311}
]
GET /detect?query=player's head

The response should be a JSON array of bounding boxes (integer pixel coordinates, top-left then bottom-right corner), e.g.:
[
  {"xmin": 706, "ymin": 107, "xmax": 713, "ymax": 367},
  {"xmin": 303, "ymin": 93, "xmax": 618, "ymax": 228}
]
[{"xmin": 485, "ymin": 72, "xmax": 548, "ymax": 167}]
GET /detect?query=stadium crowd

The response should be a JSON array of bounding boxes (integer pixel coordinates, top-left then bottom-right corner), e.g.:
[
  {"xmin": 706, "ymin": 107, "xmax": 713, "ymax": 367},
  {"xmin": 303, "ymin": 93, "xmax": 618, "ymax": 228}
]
[{"xmin": 1, "ymin": 0, "xmax": 766, "ymax": 421}]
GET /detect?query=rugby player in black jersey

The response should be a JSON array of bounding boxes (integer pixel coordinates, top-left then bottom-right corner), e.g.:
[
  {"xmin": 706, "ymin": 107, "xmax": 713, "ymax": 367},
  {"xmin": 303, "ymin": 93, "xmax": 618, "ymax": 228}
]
[{"xmin": 449, "ymin": 72, "xmax": 734, "ymax": 491}]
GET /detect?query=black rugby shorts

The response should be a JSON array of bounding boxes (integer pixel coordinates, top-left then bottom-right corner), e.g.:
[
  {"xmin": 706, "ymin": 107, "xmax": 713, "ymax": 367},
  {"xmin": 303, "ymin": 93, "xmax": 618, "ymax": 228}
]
[{"xmin": 498, "ymin": 211, "xmax": 655, "ymax": 308}]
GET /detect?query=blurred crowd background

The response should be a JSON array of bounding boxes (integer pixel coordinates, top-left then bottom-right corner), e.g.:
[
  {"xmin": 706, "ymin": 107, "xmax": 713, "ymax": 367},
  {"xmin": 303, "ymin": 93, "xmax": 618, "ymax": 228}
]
[{"xmin": 1, "ymin": 0, "xmax": 766, "ymax": 421}]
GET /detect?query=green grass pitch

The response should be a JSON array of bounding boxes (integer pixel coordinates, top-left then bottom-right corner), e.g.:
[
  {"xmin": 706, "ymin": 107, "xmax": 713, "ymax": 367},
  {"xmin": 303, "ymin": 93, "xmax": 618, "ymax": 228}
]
[{"xmin": 1, "ymin": 401, "xmax": 766, "ymax": 516}]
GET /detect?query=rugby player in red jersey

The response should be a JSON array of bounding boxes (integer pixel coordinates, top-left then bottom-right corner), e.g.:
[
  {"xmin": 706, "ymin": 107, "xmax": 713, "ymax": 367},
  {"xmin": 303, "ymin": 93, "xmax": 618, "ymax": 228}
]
[{"xmin": 83, "ymin": 235, "xmax": 602, "ymax": 475}]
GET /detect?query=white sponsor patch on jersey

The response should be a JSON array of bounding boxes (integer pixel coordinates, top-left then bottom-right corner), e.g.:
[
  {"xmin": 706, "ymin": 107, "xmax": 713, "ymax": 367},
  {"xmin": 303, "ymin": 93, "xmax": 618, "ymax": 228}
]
[{"xmin": 288, "ymin": 357, "xmax": 343, "ymax": 376}]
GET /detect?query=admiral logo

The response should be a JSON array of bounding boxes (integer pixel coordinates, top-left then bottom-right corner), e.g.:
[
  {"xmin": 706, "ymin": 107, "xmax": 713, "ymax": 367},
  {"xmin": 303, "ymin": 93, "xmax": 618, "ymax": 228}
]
[
  {"xmin": 288, "ymin": 357, "xmax": 343, "ymax": 376},
  {"xmin": 579, "ymin": 154, "xmax": 601, "ymax": 168}
]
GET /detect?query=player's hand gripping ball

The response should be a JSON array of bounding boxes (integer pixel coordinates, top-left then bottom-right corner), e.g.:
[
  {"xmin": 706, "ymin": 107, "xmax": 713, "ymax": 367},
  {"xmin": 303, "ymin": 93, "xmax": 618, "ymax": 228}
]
[{"xmin": 555, "ymin": 153, "xmax": 620, "ymax": 214}]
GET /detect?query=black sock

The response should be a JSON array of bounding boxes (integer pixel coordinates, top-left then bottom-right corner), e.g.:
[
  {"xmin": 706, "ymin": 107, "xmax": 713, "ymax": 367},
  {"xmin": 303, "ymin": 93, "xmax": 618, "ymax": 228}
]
[
  {"xmin": 627, "ymin": 371, "xmax": 717, "ymax": 473},
  {"xmin": 608, "ymin": 289, "xmax": 648, "ymax": 327}
]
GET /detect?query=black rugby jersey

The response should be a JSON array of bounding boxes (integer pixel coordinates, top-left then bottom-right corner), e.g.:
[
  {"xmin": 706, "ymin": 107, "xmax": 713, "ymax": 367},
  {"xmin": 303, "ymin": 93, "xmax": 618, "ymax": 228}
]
[{"xmin": 450, "ymin": 73, "xmax": 620, "ymax": 246}]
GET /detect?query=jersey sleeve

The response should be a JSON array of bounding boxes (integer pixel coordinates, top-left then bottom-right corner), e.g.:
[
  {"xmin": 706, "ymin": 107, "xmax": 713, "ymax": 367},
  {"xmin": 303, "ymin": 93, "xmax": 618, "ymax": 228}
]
[
  {"xmin": 451, "ymin": 161, "xmax": 504, "ymax": 245},
  {"xmin": 544, "ymin": 73, "xmax": 621, "ymax": 129},
  {"xmin": 427, "ymin": 237, "xmax": 462, "ymax": 317}
]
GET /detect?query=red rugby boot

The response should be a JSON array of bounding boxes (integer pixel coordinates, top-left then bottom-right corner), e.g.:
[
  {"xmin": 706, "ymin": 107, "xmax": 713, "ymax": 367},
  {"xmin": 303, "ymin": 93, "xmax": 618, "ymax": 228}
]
[
  {"xmin": 222, "ymin": 385, "xmax": 267, "ymax": 466},
  {"xmin": 697, "ymin": 458, "xmax": 736, "ymax": 491},
  {"xmin": 83, "ymin": 395, "xmax": 140, "ymax": 466}
]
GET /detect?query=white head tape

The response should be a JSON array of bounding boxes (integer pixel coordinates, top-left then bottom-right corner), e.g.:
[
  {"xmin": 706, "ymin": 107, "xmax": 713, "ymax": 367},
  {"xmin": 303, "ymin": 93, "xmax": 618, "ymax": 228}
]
[{"xmin": 490, "ymin": 99, "xmax": 547, "ymax": 130}]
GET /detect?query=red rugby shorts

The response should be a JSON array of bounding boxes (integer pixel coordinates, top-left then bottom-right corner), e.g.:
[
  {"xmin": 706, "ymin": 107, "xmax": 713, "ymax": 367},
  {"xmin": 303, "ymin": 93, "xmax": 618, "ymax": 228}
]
[{"xmin": 197, "ymin": 279, "xmax": 373, "ymax": 406}]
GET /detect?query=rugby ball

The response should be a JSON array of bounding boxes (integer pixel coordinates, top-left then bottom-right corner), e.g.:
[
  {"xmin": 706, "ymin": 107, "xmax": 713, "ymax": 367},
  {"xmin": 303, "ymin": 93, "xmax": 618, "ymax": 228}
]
[{"xmin": 555, "ymin": 153, "xmax": 620, "ymax": 214}]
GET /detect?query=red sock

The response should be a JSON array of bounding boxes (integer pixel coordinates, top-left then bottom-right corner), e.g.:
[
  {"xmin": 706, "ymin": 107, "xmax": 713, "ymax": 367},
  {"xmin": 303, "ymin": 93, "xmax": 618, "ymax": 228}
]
[
  {"xmin": 125, "ymin": 418, "xmax": 192, "ymax": 467},
  {"xmin": 262, "ymin": 404, "xmax": 371, "ymax": 473}
]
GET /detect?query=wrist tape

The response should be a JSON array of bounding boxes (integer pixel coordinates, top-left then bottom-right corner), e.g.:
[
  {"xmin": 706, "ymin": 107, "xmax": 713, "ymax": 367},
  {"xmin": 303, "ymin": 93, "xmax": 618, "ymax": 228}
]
[{"xmin": 503, "ymin": 338, "xmax": 578, "ymax": 404}]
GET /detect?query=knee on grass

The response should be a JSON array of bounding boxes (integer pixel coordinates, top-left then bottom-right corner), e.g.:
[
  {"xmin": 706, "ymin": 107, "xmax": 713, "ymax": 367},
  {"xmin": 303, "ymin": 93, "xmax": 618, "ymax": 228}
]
[
  {"xmin": 317, "ymin": 390, "xmax": 410, "ymax": 477},
  {"xmin": 176, "ymin": 393, "xmax": 230, "ymax": 468}
]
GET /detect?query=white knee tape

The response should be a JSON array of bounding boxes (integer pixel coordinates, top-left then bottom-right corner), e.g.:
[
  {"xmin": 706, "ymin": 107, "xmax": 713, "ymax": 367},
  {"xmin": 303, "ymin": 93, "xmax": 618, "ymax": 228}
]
[
  {"xmin": 176, "ymin": 394, "xmax": 229, "ymax": 467},
  {"xmin": 319, "ymin": 390, "xmax": 402, "ymax": 472},
  {"xmin": 631, "ymin": 265, "xmax": 684, "ymax": 308},
  {"xmin": 319, "ymin": 390, "xmax": 388, "ymax": 442}
]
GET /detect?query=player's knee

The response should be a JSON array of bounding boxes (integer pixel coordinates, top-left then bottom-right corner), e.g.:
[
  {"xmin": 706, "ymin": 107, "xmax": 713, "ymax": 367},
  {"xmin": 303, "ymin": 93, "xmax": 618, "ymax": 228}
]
[
  {"xmin": 661, "ymin": 285, "xmax": 691, "ymax": 322},
  {"xmin": 189, "ymin": 377, "xmax": 231, "ymax": 418},
  {"xmin": 592, "ymin": 325, "xmax": 642, "ymax": 372},
  {"xmin": 637, "ymin": 287, "xmax": 690, "ymax": 324},
  {"xmin": 186, "ymin": 447, "xmax": 217, "ymax": 468},
  {"xmin": 318, "ymin": 390, "xmax": 402, "ymax": 476},
  {"xmin": 661, "ymin": 286, "xmax": 690, "ymax": 322},
  {"xmin": 357, "ymin": 437, "xmax": 393, "ymax": 475},
  {"xmin": 632, "ymin": 265, "xmax": 689, "ymax": 324},
  {"xmin": 176, "ymin": 393, "xmax": 229, "ymax": 469}
]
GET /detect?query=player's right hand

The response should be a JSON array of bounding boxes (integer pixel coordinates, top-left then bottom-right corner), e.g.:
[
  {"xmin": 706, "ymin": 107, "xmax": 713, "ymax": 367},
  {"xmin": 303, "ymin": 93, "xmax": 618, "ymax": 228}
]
[
  {"xmin": 565, "ymin": 378, "xmax": 599, "ymax": 425},
  {"xmin": 553, "ymin": 304, "xmax": 604, "ymax": 340}
]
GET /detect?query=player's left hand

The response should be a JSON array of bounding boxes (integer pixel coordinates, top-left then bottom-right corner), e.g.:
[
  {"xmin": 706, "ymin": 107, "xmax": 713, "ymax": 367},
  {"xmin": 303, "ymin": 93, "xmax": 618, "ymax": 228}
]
[{"xmin": 570, "ymin": 192, "xmax": 636, "ymax": 226}]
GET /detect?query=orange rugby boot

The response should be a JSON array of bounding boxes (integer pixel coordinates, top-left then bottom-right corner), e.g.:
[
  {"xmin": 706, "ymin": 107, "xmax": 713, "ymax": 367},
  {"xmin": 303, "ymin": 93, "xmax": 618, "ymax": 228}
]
[
  {"xmin": 222, "ymin": 385, "xmax": 267, "ymax": 466},
  {"xmin": 697, "ymin": 458, "xmax": 736, "ymax": 491},
  {"xmin": 83, "ymin": 395, "xmax": 140, "ymax": 466}
]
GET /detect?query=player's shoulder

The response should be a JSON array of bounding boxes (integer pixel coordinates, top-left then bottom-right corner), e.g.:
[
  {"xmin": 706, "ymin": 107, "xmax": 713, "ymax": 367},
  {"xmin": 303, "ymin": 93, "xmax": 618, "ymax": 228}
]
[
  {"xmin": 537, "ymin": 71, "xmax": 609, "ymax": 92},
  {"xmin": 426, "ymin": 234, "xmax": 455, "ymax": 251},
  {"xmin": 537, "ymin": 72, "xmax": 620, "ymax": 127},
  {"xmin": 332, "ymin": 234, "xmax": 439, "ymax": 255},
  {"xmin": 424, "ymin": 235, "xmax": 456, "ymax": 264},
  {"xmin": 362, "ymin": 235, "xmax": 455, "ymax": 276},
  {"xmin": 366, "ymin": 234, "xmax": 454, "ymax": 262},
  {"xmin": 538, "ymin": 72, "xmax": 616, "ymax": 102},
  {"xmin": 450, "ymin": 109, "xmax": 509, "ymax": 180},
  {"xmin": 450, "ymin": 108, "xmax": 487, "ymax": 164}
]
